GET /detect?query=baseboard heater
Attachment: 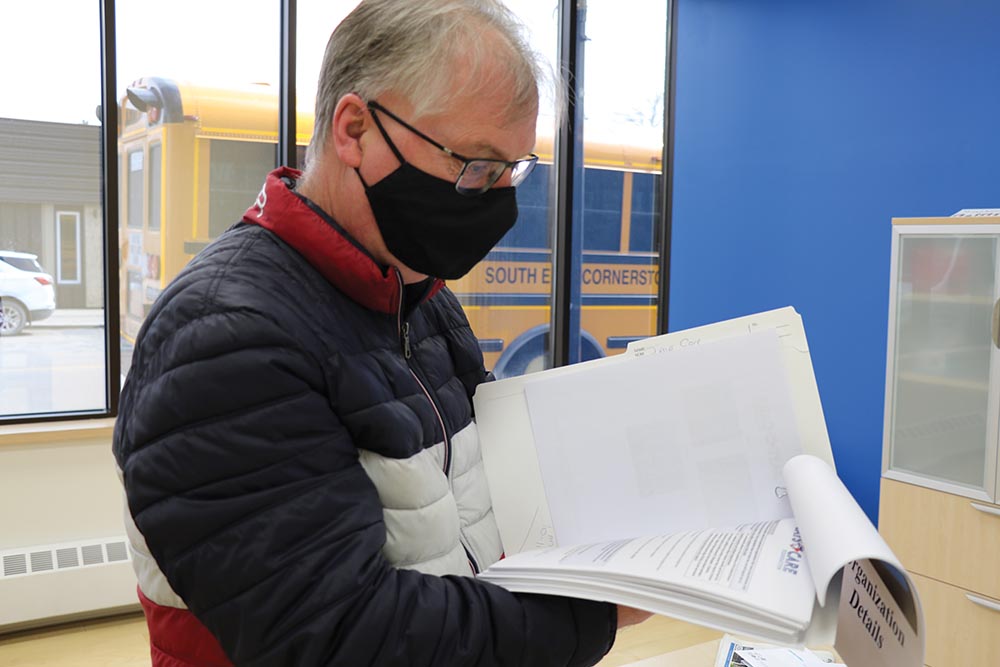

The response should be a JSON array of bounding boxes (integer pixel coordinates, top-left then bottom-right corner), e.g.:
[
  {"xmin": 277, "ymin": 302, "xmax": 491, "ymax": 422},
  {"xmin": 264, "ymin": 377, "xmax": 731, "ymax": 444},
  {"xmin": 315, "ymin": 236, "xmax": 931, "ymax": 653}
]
[{"xmin": 0, "ymin": 537, "xmax": 140, "ymax": 634}]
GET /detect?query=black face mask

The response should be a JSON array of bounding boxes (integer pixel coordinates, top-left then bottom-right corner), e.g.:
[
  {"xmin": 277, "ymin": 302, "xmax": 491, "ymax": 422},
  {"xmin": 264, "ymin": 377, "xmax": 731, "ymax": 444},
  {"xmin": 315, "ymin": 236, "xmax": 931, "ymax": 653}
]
[
  {"xmin": 358, "ymin": 165, "xmax": 517, "ymax": 280},
  {"xmin": 356, "ymin": 109, "xmax": 519, "ymax": 280}
]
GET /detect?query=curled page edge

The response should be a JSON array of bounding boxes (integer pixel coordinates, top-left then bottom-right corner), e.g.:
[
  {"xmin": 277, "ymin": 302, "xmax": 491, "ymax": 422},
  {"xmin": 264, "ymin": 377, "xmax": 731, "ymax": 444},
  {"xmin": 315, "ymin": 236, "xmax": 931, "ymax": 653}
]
[{"xmin": 782, "ymin": 455, "xmax": 924, "ymax": 651}]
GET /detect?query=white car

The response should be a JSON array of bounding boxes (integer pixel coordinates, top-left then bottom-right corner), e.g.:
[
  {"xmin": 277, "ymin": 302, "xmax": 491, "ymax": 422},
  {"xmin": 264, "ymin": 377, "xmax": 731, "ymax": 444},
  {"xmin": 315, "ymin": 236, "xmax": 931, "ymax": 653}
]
[{"xmin": 0, "ymin": 250, "xmax": 56, "ymax": 335}]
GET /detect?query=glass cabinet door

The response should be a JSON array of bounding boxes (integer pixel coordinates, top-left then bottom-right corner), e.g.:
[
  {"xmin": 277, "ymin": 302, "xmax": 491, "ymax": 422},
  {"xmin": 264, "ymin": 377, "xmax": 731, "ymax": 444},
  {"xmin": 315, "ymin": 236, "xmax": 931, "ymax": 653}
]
[{"xmin": 887, "ymin": 234, "xmax": 999, "ymax": 495}]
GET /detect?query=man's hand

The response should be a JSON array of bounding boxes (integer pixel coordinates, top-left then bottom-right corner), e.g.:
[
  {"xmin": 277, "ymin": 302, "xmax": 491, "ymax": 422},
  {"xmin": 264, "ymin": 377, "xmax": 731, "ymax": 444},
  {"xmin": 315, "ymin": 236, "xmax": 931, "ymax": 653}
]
[{"xmin": 617, "ymin": 605, "xmax": 653, "ymax": 629}]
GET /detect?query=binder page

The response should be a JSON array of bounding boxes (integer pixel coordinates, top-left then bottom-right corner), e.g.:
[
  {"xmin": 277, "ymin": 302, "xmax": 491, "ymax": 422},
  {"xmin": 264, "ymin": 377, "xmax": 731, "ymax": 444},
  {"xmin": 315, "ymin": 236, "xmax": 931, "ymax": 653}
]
[
  {"xmin": 479, "ymin": 518, "xmax": 817, "ymax": 635},
  {"xmin": 474, "ymin": 355, "xmax": 623, "ymax": 555},
  {"xmin": 627, "ymin": 307, "xmax": 833, "ymax": 469},
  {"xmin": 524, "ymin": 330, "xmax": 801, "ymax": 545}
]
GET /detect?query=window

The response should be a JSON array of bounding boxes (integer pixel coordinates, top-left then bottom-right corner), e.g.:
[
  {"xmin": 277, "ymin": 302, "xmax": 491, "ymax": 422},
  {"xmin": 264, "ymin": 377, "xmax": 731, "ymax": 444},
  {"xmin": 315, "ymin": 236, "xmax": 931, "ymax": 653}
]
[
  {"xmin": 148, "ymin": 143, "xmax": 161, "ymax": 232},
  {"xmin": 0, "ymin": 0, "xmax": 671, "ymax": 423},
  {"xmin": 126, "ymin": 149, "xmax": 143, "ymax": 229},
  {"xmin": 208, "ymin": 141, "xmax": 275, "ymax": 239},
  {"xmin": 0, "ymin": 1, "xmax": 106, "ymax": 419},
  {"xmin": 297, "ymin": 2, "xmax": 360, "ymax": 170},
  {"xmin": 576, "ymin": 0, "xmax": 667, "ymax": 360},
  {"xmin": 116, "ymin": 0, "xmax": 280, "ymax": 376},
  {"xmin": 443, "ymin": 0, "xmax": 560, "ymax": 379},
  {"xmin": 56, "ymin": 211, "xmax": 82, "ymax": 284},
  {"xmin": 462, "ymin": 0, "xmax": 669, "ymax": 374}
]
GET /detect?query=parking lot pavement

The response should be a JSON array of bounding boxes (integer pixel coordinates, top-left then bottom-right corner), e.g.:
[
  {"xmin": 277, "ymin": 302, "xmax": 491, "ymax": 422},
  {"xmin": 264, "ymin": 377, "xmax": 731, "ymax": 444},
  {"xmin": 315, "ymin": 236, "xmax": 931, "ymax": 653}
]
[{"xmin": 29, "ymin": 308, "xmax": 105, "ymax": 329}]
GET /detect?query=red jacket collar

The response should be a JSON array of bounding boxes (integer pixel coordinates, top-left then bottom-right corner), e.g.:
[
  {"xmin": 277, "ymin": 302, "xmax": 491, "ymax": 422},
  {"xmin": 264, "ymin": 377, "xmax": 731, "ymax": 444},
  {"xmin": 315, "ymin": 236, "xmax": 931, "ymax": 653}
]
[{"xmin": 242, "ymin": 167, "xmax": 443, "ymax": 314}]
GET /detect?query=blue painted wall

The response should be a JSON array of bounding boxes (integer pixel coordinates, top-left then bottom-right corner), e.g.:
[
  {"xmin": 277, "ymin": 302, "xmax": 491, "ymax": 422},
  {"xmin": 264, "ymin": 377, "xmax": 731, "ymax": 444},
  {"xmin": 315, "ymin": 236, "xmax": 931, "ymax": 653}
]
[{"xmin": 669, "ymin": 0, "xmax": 1000, "ymax": 522}]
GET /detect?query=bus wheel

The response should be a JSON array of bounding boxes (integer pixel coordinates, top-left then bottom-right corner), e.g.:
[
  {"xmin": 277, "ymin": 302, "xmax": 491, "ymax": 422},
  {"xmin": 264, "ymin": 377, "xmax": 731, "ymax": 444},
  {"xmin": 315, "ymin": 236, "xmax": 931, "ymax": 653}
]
[
  {"xmin": 493, "ymin": 327, "xmax": 605, "ymax": 380},
  {"xmin": 1, "ymin": 299, "xmax": 27, "ymax": 336}
]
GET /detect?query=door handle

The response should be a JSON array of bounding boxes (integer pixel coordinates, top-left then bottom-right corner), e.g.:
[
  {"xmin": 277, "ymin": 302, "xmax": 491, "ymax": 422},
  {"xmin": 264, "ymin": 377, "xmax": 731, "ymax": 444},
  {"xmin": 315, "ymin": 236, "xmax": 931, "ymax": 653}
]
[
  {"xmin": 967, "ymin": 592, "xmax": 1000, "ymax": 614},
  {"xmin": 992, "ymin": 297, "xmax": 1000, "ymax": 349},
  {"xmin": 971, "ymin": 502, "xmax": 1000, "ymax": 518}
]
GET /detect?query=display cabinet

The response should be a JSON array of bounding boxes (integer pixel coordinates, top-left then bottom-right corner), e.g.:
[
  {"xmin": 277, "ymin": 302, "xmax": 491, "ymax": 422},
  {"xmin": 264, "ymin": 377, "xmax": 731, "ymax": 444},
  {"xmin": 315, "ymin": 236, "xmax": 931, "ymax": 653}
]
[
  {"xmin": 880, "ymin": 215, "xmax": 1000, "ymax": 667},
  {"xmin": 882, "ymin": 216, "xmax": 1000, "ymax": 499}
]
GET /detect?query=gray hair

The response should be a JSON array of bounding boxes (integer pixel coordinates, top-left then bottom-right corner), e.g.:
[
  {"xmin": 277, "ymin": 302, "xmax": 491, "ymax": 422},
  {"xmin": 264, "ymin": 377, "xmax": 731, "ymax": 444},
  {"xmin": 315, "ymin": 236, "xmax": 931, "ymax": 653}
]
[{"xmin": 307, "ymin": 0, "xmax": 545, "ymax": 164}]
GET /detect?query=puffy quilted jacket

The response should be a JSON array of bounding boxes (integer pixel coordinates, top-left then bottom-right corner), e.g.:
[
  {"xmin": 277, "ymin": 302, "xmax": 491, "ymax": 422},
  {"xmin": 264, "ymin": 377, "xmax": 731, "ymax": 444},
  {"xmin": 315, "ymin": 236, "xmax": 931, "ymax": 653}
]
[{"xmin": 113, "ymin": 167, "xmax": 617, "ymax": 666}]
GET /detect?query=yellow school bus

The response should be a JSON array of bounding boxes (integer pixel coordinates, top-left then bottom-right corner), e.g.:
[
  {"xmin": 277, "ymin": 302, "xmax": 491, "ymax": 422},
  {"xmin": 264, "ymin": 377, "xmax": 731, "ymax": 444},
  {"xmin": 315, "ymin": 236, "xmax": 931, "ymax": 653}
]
[{"xmin": 118, "ymin": 77, "xmax": 662, "ymax": 375}]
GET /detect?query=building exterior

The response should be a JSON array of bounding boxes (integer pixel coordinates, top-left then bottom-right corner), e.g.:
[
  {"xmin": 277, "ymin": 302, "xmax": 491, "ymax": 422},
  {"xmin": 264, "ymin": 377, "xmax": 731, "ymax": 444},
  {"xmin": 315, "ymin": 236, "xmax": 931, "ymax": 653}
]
[{"xmin": 0, "ymin": 118, "xmax": 103, "ymax": 309}]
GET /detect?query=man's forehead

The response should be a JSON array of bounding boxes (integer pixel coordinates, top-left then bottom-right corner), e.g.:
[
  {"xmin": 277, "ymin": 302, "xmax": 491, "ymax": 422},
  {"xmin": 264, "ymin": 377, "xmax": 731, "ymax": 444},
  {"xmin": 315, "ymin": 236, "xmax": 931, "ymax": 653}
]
[
  {"xmin": 420, "ymin": 101, "xmax": 536, "ymax": 157},
  {"xmin": 455, "ymin": 123, "xmax": 536, "ymax": 162}
]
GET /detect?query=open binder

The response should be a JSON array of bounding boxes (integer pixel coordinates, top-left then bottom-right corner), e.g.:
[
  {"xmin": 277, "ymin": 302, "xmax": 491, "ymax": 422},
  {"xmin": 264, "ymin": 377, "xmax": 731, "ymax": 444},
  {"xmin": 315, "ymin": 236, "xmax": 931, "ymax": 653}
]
[{"xmin": 473, "ymin": 307, "xmax": 924, "ymax": 667}]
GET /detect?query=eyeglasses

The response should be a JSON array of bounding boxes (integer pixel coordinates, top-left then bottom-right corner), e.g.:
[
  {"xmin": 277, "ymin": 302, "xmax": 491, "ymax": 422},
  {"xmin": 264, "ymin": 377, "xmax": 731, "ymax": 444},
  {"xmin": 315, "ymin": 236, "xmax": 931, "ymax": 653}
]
[{"xmin": 367, "ymin": 100, "xmax": 538, "ymax": 196}]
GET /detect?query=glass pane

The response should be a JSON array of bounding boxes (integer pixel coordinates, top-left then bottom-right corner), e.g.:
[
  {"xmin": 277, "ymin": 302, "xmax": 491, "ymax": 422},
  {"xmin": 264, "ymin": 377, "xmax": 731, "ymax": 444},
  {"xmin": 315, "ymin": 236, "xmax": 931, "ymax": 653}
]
[
  {"xmin": 127, "ymin": 150, "xmax": 143, "ymax": 229},
  {"xmin": 208, "ymin": 141, "xmax": 274, "ymax": 238},
  {"xmin": 148, "ymin": 143, "xmax": 161, "ymax": 232},
  {"xmin": 575, "ymin": 1, "xmax": 666, "ymax": 364},
  {"xmin": 0, "ymin": 2, "xmax": 106, "ymax": 418},
  {"xmin": 297, "ymin": 2, "xmax": 360, "ymax": 170},
  {"xmin": 889, "ymin": 235, "xmax": 998, "ymax": 490},
  {"xmin": 116, "ymin": 0, "xmax": 280, "ymax": 376},
  {"xmin": 447, "ymin": 0, "xmax": 559, "ymax": 379}
]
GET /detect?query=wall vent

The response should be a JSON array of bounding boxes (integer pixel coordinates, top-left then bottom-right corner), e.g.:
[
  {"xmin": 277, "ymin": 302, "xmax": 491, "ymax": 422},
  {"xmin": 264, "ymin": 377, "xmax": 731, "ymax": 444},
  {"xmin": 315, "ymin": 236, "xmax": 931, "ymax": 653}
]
[
  {"xmin": 29, "ymin": 551, "xmax": 53, "ymax": 573},
  {"xmin": 0, "ymin": 538, "xmax": 129, "ymax": 579},
  {"xmin": 55, "ymin": 548, "xmax": 79, "ymax": 569},
  {"xmin": 2, "ymin": 555, "xmax": 27, "ymax": 577}
]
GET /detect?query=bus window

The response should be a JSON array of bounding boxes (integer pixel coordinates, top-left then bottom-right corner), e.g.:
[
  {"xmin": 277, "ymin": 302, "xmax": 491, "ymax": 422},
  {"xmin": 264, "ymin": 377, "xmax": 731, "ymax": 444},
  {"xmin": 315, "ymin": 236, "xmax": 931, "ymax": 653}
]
[
  {"xmin": 582, "ymin": 168, "xmax": 624, "ymax": 252},
  {"xmin": 149, "ymin": 143, "xmax": 162, "ymax": 232},
  {"xmin": 208, "ymin": 140, "xmax": 274, "ymax": 238},
  {"xmin": 127, "ymin": 269, "xmax": 144, "ymax": 321},
  {"xmin": 502, "ymin": 163, "xmax": 551, "ymax": 250},
  {"xmin": 127, "ymin": 149, "xmax": 143, "ymax": 229},
  {"xmin": 629, "ymin": 172, "xmax": 660, "ymax": 254}
]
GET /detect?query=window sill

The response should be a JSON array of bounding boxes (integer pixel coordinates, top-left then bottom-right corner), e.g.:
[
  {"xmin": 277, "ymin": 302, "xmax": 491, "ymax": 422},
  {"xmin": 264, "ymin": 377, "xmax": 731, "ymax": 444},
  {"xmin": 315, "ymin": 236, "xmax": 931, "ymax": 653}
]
[{"xmin": 0, "ymin": 418, "xmax": 116, "ymax": 448}]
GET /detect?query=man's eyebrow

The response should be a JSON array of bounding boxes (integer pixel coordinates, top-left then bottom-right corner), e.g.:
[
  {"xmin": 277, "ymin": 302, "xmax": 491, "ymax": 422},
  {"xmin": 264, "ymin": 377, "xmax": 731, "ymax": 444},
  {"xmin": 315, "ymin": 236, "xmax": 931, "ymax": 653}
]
[{"xmin": 465, "ymin": 142, "xmax": 509, "ymax": 161}]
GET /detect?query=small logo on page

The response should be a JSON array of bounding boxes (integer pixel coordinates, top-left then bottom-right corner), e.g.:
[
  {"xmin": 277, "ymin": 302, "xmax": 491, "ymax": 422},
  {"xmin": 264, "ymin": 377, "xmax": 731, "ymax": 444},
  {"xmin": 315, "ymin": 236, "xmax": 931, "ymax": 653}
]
[{"xmin": 779, "ymin": 526, "xmax": 804, "ymax": 575}]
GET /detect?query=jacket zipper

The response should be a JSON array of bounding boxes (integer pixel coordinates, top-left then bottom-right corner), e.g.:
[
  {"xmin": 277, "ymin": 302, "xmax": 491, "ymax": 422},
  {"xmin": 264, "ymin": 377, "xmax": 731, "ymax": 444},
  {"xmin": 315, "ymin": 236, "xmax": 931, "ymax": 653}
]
[{"xmin": 395, "ymin": 274, "xmax": 479, "ymax": 573}]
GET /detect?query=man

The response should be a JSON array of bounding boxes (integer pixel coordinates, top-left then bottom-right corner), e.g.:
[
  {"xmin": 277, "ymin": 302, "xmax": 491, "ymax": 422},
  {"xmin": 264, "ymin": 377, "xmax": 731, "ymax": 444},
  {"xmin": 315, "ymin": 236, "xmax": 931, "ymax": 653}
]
[{"xmin": 114, "ymin": 1, "xmax": 649, "ymax": 665}]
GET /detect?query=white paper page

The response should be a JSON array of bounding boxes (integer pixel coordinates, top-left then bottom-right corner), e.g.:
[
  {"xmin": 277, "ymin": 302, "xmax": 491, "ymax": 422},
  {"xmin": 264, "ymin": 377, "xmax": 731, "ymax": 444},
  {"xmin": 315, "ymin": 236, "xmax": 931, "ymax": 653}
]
[
  {"xmin": 482, "ymin": 518, "xmax": 816, "ymax": 629},
  {"xmin": 525, "ymin": 331, "xmax": 802, "ymax": 545},
  {"xmin": 474, "ymin": 355, "xmax": 622, "ymax": 555},
  {"xmin": 476, "ymin": 307, "xmax": 830, "ymax": 558},
  {"xmin": 482, "ymin": 575, "xmax": 806, "ymax": 645},
  {"xmin": 483, "ymin": 571, "xmax": 798, "ymax": 639},
  {"xmin": 627, "ymin": 307, "xmax": 833, "ymax": 470}
]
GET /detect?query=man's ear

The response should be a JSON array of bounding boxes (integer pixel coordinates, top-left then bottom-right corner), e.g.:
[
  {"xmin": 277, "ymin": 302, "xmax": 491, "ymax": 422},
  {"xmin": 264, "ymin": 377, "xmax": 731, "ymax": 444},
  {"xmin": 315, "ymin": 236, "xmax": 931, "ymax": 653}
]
[{"xmin": 331, "ymin": 93, "xmax": 368, "ymax": 169}]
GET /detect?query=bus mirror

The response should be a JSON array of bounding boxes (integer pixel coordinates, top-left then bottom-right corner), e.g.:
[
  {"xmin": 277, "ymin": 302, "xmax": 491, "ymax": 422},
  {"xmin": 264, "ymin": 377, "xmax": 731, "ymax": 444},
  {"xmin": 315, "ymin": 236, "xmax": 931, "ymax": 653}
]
[{"xmin": 126, "ymin": 86, "xmax": 162, "ymax": 113}]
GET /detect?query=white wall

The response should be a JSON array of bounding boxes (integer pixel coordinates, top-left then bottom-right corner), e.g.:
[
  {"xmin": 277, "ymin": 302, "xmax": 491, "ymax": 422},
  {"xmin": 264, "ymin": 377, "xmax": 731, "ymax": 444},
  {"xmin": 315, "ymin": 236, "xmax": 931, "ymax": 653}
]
[{"xmin": 0, "ymin": 419, "xmax": 139, "ymax": 632}]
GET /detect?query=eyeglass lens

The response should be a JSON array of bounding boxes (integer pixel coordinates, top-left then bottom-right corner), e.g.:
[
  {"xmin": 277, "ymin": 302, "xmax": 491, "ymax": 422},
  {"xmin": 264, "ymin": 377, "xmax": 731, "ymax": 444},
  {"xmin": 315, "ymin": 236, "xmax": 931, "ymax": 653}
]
[
  {"xmin": 457, "ymin": 162, "xmax": 505, "ymax": 193},
  {"xmin": 456, "ymin": 159, "xmax": 536, "ymax": 195}
]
